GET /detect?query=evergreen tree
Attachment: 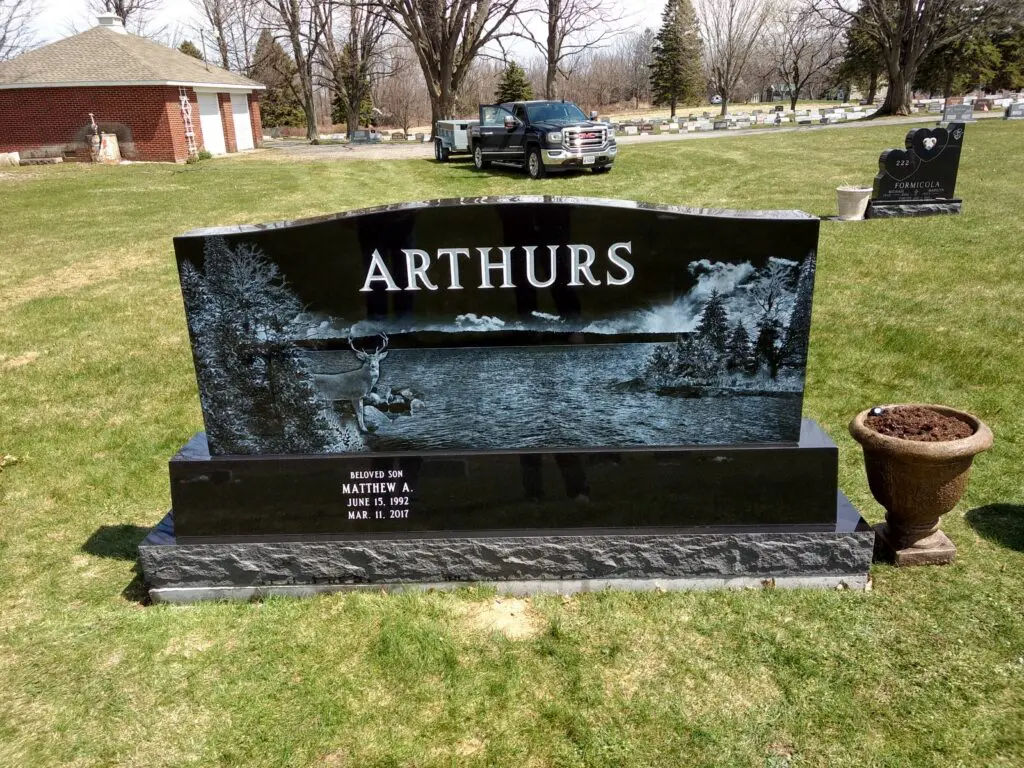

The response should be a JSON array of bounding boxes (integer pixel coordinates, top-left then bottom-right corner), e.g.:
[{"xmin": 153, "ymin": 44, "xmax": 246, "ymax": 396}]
[
  {"xmin": 331, "ymin": 42, "xmax": 376, "ymax": 134},
  {"xmin": 695, "ymin": 289, "xmax": 729, "ymax": 352},
  {"xmin": 781, "ymin": 254, "xmax": 815, "ymax": 372},
  {"xmin": 180, "ymin": 238, "xmax": 357, "ymax": 455},
  {"xmin": 251, "ymin": 30, "xmax": 306, "ymax": 129},
  {"xmin": 649, "ymin": 0, "xmax": 703, "ymax": 117},
  {"xmin": 178, "ymin": 40, "xmax": 204, "ymax": 61},
  {"xmin": 726, "ymin": 321, "xmax": 754, "ymax": 374},
  {"xmin": 644, "ymin": 344, "xmax": 677, "ymax": 384},
  {"xmin": 836, "ymin": 10, "xmax": 885, "ymax": 104},
  {"xmin": 754, "ymin": 317, "xmax": 784, "ymax": 380},
  {"xmin": 915, "ymin": 29, "xmax": 1002, "ymax": 98},
  {"xmin": 331, "ymin": 64, "xmax": 374, "ymax": 128},
  {"xmin": 495, "ymin": 61, "xmax": 534, "ymax": 103},
  {"xmin": 992, "ymin": 24, "xmax": 1024, "ymax": 90}
]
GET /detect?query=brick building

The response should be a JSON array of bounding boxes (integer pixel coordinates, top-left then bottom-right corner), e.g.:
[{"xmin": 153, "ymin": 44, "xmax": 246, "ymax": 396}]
[{"xmin": 0, "ymin": 14, "xmax": 265, "ymax": 163}]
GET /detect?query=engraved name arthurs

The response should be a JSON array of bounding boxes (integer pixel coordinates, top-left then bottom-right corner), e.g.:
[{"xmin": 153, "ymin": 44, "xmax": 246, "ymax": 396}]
[{"xmin": 360, "ymin": 242, "xmax": 635, "ymax": 292}]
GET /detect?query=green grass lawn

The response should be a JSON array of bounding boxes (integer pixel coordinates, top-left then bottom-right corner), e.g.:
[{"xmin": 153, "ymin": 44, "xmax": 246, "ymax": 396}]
[{"xmin": 2, "ymin": 122, "xmax": 1023, "ymax": 767}]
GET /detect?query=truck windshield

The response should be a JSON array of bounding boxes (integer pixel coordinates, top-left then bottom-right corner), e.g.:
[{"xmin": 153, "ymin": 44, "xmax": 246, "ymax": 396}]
[{"xmin": 525, "ymin": 102, "xmax": 589, "ymax": 123}]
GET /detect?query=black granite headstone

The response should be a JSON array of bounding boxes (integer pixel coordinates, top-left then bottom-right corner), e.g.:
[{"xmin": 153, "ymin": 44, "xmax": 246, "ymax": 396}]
[
  {"xmin": 941, "ymin": 104, "xmax": 974, "ymax": 123},
  {"xmin": 867, "ymin": 123, "xmax": 965, "ymax": 218},
  {"xmin": 138, "ymin": 197, "xmax": 871, "ymax": 599},
  {"xmin": 1005, "ymin": 103, "xmax": 1024, "ymax": 120}
]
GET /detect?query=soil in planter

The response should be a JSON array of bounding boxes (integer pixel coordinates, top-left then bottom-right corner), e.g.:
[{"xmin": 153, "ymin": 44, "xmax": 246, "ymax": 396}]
[{"xmin": 865, "ymin": 405, "xmax": 974, "ymax": 442}]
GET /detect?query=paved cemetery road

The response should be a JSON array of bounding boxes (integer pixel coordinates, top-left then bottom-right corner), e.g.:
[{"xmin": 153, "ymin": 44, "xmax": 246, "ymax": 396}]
[{"xmin": 262, "ymin": 113, "xmax": 1003, "ymax": 162}]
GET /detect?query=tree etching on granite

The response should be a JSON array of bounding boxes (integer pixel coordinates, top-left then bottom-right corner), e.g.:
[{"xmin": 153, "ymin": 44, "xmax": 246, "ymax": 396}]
[
  {"xmin": 179, "ymin": 237, "xmax": 364, "ymax": 455},
  {"xmin": 641, "ymin": 256, "xmax": 807, "ymax": 395}
]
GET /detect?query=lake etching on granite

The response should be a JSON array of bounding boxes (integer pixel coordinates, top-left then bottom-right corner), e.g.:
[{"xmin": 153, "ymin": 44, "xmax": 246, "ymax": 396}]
[{"xmin": 174, "ymin": 198, "xmax": 818, "ymax": 456}]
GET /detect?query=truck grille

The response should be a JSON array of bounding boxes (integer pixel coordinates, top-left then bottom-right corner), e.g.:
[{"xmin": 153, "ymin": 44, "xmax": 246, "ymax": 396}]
[{"xmin": 563, "ymin": 126, "xmax": 606, "ymax": 152}]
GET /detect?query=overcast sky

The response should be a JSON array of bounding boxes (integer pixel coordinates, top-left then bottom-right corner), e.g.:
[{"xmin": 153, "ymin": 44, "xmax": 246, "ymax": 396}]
[{"xmin": 31, "ymin": 0, "xmax": 663, "ymax": 51}]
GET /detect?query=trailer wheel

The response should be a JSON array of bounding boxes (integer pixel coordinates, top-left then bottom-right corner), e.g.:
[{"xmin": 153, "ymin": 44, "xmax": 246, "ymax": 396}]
[{"xmin": 434, "ymin": 139, "xmax": 450, "ymax": 163}]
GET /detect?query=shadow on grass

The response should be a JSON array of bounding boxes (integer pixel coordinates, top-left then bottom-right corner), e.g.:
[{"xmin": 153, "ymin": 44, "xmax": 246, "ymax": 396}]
[
  {"xmin": 965, "ymin": 504, "xmax": 1024, "ymax": 552},
  {"xmin": 82, "ymin": 524, "xmax": 152, "ymax": 605},
  {"xmin": 449, "ymin": 159, "xmax": 601, "ymax": 182},
  {"xmin": 83, "ymin": 524, "xmax": 149, "ymax": 560}
]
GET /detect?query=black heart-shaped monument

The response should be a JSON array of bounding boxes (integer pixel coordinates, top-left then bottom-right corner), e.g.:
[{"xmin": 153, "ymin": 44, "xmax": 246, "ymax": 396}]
[
  {"xmin": 908, "ymin": 127, "xmax": 949, "ymax": 162},
  {"xmin": 880, "ymin": 148, "xmax": 920, "ymax": 182}
]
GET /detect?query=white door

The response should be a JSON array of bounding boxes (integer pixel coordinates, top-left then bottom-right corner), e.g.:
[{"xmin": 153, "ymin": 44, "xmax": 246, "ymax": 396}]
[
  {"xmin": 197, "ymin": 92, "xmax": 226, "ymax": 155},
  {"xmin": 230, "ymin": 93, "xmax": 255, "ymax": 151}
]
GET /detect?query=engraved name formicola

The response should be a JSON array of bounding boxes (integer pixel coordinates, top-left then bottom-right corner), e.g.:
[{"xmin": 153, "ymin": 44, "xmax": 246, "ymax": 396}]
[{"xmin": 360, "ymin": 242, "xmax": 636, "ymax": 292}]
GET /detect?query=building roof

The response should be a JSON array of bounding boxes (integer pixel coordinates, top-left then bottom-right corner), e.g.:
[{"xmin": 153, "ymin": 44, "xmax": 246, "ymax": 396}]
[{"xmin": 0, "ymin": 25, "xmax": 264, "ymax": 91}]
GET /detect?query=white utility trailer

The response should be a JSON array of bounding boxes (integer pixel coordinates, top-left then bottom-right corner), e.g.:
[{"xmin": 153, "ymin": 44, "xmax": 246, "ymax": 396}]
[{"xmin": 434, "ymin": 119, "xmax": 479, "ymax": 162}]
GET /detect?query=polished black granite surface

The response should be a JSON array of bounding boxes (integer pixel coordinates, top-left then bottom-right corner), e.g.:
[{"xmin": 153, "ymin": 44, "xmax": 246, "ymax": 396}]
[
  {"xmin": 169, "ymin": 419, "xmax": 840, "ymax": 542},
  {"xmin": 174, "ymin": 197, "xmax": 820, "ymax": 455},
  {"xmin": 871, "ymin": 123, "xmax": 965, "ymax": 203}
]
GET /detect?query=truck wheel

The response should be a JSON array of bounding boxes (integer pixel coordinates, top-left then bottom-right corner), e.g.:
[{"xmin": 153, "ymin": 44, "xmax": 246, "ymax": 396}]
[
  {"xmin": 434, "ymin": 139, "xmax": 450, "ymax": 163},
  {"xmin": 473, "ymin": 144, "xmax": 489, "ymax": 169},
  {"xmin": 527, "ymin": 146, "xmax": 547, "ymax": 179}
]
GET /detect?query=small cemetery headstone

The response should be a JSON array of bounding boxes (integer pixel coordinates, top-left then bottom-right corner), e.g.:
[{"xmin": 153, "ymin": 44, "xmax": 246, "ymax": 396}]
[
  {"xmin": 941, "ymin": 104, "xmax": 974, "ymax": 123},
  {"xmin": 639, "ymin": 123, "xmax": 654, "ymax": 134},
  {"xmin": 1005, "ymin": 103, "xmax": 1024, "ymax": 120},
  {"xmin": 867, "ymin": 123, "xmax": 966, "ymax": 218},
  {"xmin": 624, "ymin": 125, "xmax": 638, "ymax": 136},
  {"xmin": 138, "ymin": 197, "xmax": 871, "ymax": 600},
  {"xmin": 927, "ymin": 102, "xmax": 942, "ymax": 113},
  {"xmin": 713, "ymin": 119, "xmax": 729, "ymax": 130},
  {"xmin": 351, "ymin": 130, "xmax": 369, "ymax": 143}
]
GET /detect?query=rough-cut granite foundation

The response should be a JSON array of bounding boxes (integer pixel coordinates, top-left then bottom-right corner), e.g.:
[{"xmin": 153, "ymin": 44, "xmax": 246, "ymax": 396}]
[
  {"xmin": 866, "ymin": 200, "xmax": 962, "ymax": 218},
  {"xmin": 139, "ymin": 493, "xmax": 873, "ymax": 602}
]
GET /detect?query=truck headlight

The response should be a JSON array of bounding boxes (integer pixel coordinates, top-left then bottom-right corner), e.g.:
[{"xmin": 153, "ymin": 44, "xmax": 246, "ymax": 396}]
[{"xmin": 547, "ymin": 131, "xmax": 563, "ymax": 145}]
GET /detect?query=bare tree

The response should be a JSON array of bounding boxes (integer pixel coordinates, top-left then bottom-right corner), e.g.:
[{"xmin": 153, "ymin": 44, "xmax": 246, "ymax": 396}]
[
  {"xmin": 378, "ymin": 0, "xmax": 522, "ymax": 134},
  {"xmin": 770, "ymin": 0, "xmax": 841, "ymax": 110},
  {"xmin": 321, "ymin": 1, "xmax": 391, "ymax": 137},
  {"xmin": 1, "ymin": 0, "xmax": 38, "ymax": 60},
  {"xmin": 192, "ymin": 0, "xmax": 261, "ymax": 73},
  {"xmin": 618, "ymin": 27, "xmax": 654, "ymax": 109},
  {"xmin": 695, "ymin": 0, "xmax": 774, "ymax": 115},
  {"xmin": 817, "ymin": 0, "xmax": 1012, "ymax": 116},
  {"xmin": 514, "ymin": 0, "xmax": 625, "ymax": 98},
  {"xmin": 375, "ymin": 44, "xmax": 430, "ymax": 133},
  {"xmin": 88, "ymin": 0, "xmax": 166, "ymax": 35},
  {"xmin": 262, "ymin": 0, "xmax": 335, "ymax": 141},
  {"xmin": 743, "ymin": 39, "xmax": 778, "ymax": 102}
]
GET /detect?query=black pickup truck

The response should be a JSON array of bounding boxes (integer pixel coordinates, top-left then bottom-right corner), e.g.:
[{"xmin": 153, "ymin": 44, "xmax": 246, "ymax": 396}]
[{"xmin": 469, "ymin": 100, "xmax": 617, "ymax": 179}]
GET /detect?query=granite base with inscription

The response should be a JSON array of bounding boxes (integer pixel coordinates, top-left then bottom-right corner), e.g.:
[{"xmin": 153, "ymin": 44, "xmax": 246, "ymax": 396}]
[
  {"xmin": 866, "ymin": 123, "xmax": 965, "ymax": 219},
  {"xmin": 139, "ymin": 197, "xmax": 872, "ymax": 600}
]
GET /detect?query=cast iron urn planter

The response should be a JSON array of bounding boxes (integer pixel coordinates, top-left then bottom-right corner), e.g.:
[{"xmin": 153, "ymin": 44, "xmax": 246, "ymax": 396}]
[{"xmin": 849, "ymin": 404, "xmax": 993, "ymax": 566}]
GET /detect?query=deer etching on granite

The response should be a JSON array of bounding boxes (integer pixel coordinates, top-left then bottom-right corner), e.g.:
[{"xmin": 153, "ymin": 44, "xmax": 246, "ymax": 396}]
[{"xmin": 311, "ymin": 334, "xmax": 389, "ymax": 432}]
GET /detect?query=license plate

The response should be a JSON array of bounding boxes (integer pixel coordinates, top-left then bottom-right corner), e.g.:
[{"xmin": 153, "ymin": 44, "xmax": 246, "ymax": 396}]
[{"xmin": 583, "ymin": 156, "xmax": 595, "ymax": 165}]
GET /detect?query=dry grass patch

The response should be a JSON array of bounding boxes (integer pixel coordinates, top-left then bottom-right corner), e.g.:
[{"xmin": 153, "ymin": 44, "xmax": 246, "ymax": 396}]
[
  {"xmin": 458, "ymin": 597, "xmax": 543, "ymax": 640},
  {"xmin": 314, "ymin": 748, "xmax": 348, "ymax": 766},
  {"xmin": 0, "ymin": 351, "xmax": 39, "ymax": 370},
  {"xmin": 0, "ymin": 248, "xmax": 158, "ymax": 310}
]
